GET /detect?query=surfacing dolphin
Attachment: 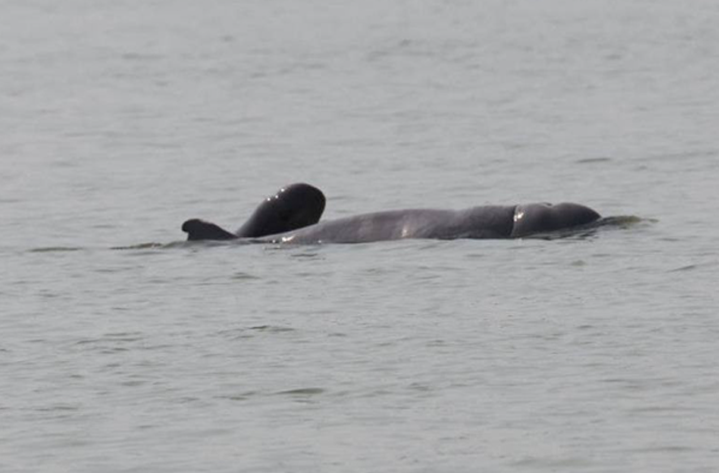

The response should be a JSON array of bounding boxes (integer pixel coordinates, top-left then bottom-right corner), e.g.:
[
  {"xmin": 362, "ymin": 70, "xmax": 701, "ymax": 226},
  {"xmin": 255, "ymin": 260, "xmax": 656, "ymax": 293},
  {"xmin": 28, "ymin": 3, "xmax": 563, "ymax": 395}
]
[{"xmin": 181, "ymin": 183, "xmax": 600, "ymax": 244}]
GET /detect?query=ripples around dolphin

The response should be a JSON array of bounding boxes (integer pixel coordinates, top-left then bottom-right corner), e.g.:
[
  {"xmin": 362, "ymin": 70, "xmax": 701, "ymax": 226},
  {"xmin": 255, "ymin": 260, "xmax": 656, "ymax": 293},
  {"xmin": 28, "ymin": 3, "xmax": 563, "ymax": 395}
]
[{"xmin": 100, "ymin": 215, "xmax": 646, "ymax": 251}]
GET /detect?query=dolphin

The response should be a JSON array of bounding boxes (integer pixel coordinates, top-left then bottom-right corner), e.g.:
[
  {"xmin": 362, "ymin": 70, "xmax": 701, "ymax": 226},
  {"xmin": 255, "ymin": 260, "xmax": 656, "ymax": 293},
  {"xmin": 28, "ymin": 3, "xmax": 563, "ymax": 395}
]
[{"xmin": 182, "ymin": 183, "xmax": 600, "ymax": 244}]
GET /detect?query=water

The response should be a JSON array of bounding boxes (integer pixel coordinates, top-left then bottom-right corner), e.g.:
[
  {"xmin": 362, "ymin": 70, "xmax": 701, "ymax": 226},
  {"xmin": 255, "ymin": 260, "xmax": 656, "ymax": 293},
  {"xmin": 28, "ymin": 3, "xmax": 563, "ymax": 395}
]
[{"xmin": 2, "ymin": 0, "xmax": 718, "ymax": 471}]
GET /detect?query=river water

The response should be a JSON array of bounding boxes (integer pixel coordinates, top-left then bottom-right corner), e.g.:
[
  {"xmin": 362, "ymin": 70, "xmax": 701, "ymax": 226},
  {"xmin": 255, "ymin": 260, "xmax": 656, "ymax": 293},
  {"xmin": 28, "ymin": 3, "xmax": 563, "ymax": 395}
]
[{"xmin": 2, "ymin": 0, "xmax": 718, "ymax": 471}]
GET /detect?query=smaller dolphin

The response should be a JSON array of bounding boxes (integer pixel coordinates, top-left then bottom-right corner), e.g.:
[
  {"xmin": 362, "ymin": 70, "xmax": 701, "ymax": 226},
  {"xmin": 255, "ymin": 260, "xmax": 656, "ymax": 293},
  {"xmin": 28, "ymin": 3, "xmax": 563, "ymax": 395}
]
[{"xmin": 182, "ymin": 183, "xmax": 325, "ymax": 241}]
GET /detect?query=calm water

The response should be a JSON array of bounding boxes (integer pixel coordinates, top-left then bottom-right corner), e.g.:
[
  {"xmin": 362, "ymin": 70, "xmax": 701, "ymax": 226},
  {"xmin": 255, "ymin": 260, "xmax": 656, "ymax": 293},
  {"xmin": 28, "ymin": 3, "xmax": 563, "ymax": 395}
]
[{"xmin": 2, "ymin": 0, "xmax": 718, "ymax": 471}]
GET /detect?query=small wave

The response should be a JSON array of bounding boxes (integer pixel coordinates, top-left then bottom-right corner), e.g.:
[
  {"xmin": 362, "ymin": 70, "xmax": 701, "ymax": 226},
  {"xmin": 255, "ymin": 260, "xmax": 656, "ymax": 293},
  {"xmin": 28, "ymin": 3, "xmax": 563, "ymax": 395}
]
[
  {"xmin": 576, "ymin": 157, "xmax": 612, "ymax": 164},
  {"xmin": 111, "ymin": 242, "xmax": 181, "ymax": 250},
  {"xmin": 114, "ymin": 239, "xmax": 258, "ymax": 251},
  {"xmin": 597, "ymin": 215, "xmax": 648, "ymax": 227},
  {"xmin": 521, "ymin": 215, "xmax": 647, "ymax": 240},
  {"xmin": 75, "ymin": 331, "xmax": 144, "ymax": 345},
  {"xmin": 31, "ymin": 240, "xmax": 242, "ymax": 253},
  {"xmin": 29, "ymin": 246, "xmax": 84, "ymax": 253},
  {"xmin": 221, "ymin": 391, "xmax": 260, "ymax": 402},
  {"xmin": 249, "ymin": 325, "xmax": 296, "ymax": 333},
  {"xmin": 216, "ymin": 325, "xmax": 297, "ymax": 341},
  {"xmin": 276, "ymin": 387, "xmax": 325, "ymax": 396},
  {"xmin": 668, "ymin": 264, "xmax": 699, "ymax": 273}
]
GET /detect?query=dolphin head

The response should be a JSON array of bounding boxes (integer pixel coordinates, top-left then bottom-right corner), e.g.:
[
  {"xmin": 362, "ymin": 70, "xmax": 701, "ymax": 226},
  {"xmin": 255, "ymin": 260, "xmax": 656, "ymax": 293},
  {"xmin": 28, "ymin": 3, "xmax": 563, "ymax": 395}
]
[{"xmin": 511, "ymin": 202, "xmax": 601, "ymax": 237}]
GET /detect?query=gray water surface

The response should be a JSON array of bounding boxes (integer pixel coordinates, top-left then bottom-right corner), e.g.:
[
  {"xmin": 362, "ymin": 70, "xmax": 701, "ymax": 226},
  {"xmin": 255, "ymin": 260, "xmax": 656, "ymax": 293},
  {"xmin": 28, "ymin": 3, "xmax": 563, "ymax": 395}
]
[{"xmin": 2, "ymin": 1, "xmax": 719, "ymax": 472}]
